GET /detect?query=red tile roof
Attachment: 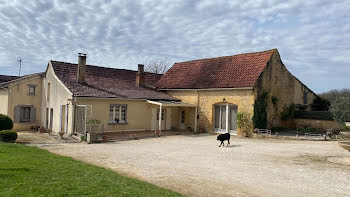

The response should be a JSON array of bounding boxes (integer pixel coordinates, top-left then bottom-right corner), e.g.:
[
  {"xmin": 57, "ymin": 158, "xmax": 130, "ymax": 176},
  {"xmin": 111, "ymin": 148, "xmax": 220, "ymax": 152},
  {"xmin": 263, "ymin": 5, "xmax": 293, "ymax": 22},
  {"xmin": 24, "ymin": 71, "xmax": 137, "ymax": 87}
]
[
  {"xmin": 156, "ymin": 49, "xmax": 276, "ymax": 89},
  {"xmin": 51, "ymin": 61, "xmax": 177, "ymax": 100}
]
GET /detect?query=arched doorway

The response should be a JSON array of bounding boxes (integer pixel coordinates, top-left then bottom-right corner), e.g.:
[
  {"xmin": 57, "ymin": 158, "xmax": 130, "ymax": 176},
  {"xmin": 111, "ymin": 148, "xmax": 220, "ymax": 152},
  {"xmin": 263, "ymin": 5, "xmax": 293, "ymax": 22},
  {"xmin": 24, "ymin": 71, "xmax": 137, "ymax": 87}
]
[{"xmin": 214, "ymin": 103, "xmax": 238, "ymax": 135}]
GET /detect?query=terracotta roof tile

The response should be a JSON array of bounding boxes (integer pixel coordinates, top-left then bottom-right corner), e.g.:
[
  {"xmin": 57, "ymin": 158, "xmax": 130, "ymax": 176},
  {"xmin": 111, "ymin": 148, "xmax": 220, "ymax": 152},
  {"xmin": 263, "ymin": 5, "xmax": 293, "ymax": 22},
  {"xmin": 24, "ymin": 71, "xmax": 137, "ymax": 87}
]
[
  {"xmin": 51, "ymin": 61, "xmax": 177, "ymax": 100},
  {"xmin": 156, "ymin": 49, "xmax": 276, "ymax": 89}
]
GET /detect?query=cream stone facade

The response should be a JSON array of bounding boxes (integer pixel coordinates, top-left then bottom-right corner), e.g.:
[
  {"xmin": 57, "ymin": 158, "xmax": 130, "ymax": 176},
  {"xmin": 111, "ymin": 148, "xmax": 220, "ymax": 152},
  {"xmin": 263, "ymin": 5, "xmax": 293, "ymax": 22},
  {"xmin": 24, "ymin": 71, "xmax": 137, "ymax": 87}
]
[
  {"xmin": 0, "ymin": 89, "xmax": 9, "ymax": 115},
  {"xmin": 41, "ymin": 62, "xmax": 74, "ymax": 135},
  {"xmin": 166, "ymin": 89, "xmax": 255, "ymax": 133},
  {"xmin": 74, "ymin": 98, "xmax": 189, "ymax": 133},
  {"xmin": 0, "ymin": 74, "xmax": 43, "ymax": 130}
]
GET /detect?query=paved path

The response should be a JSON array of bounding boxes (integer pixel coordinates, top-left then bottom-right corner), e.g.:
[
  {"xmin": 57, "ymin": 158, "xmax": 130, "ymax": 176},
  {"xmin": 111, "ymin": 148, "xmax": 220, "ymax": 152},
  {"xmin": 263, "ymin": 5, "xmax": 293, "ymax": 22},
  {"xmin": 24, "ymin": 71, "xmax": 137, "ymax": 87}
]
[
  {"xmin": 40, "ymin": 135, "xmax": 350, "ymax": 197},
  {"xmin": 16, "ymin": 131, "xmax": 78, "ymax": 144}
]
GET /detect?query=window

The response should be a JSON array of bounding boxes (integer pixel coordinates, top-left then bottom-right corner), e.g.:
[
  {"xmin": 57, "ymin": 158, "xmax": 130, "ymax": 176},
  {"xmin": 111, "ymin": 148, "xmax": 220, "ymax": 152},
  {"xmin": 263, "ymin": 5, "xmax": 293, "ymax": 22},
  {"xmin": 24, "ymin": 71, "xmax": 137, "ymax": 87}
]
[
  {"xmin": 109, "ymin": 104, "xmax": 127, "ymax": 123},
  {"xmin": 28, "ymin": 84, "xmax": 36, "ymax": 95},
  {"xmin": 14, "ymin": 105, "xmax": 36, "ymax": 123},
  {"xmin": 157, "ymin": 108, "xmax": 165, "ymax": 120},
  {"xmin": 303, "ymin": 92, "xmax": 308, "ymax": 104},
  {"xmin": 181, "ymin": 110, "xmax": 185, "ymax": 123},
  {"xmin": 47, "ymin": 83, "xmax": 51, "ymax": 101},
  {"xmin": 20, "ymin": 107, "xmax": 31, "ymax": 122}
]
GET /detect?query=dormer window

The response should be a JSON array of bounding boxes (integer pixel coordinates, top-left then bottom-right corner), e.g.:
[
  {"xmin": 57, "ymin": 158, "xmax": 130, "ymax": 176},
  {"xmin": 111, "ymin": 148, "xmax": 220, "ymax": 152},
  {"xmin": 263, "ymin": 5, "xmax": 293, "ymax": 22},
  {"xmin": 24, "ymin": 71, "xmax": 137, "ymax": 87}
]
[{"xmin": 28, "ymin": 84, "xmax": 36, "ymax": 95}]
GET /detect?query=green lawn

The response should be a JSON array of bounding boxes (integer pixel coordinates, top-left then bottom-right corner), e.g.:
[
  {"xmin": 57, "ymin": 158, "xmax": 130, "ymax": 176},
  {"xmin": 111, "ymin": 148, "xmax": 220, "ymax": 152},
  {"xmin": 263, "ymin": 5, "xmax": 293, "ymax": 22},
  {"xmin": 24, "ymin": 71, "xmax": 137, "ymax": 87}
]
[{"xmin": 0, "ymin": 142, "xmax": 182, "ymax": 197}]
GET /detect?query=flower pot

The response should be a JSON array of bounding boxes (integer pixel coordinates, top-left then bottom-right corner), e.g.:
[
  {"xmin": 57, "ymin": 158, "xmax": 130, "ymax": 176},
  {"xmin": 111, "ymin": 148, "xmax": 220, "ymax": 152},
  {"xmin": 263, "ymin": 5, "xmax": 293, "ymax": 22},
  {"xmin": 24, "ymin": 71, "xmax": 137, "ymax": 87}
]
[
  {"xmin": 154, "ymin": 130, "xmax": 161, "ymax": 137},
  {"xmin": 87, "ymin": 133, "xmax": 98, "ymax": 143},
  {"xmin": 103, "ymin": 136, "xmax": 108, "ymax": 141},
  {"xmin": 38, "ymin": 127, "xmax": 46, "ymax": 133}
]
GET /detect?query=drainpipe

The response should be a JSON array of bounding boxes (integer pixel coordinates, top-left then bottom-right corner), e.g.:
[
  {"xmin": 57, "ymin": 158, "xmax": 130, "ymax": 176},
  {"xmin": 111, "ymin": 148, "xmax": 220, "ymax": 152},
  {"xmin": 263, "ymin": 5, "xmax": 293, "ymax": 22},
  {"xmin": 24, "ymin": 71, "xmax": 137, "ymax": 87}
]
[
  {"xmin": 69, "ymin": 96, "xmax": 76, "ymax": 136},
  {"xmin": 195, "ymin": 90, "xmax": 199, "ymax": 133},
  {"xmin": 159, "ymin": 104, "xmax": 162, "ymax": 134}
]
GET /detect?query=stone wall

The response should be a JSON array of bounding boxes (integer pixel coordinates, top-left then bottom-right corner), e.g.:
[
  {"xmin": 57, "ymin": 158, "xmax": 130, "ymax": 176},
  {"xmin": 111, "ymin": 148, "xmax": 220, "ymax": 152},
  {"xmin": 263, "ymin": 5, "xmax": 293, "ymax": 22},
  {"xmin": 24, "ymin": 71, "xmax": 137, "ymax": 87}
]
[
  {"xmin": 294, "ymin": 118, "xmax": 344, "ymax": 131},
  {"xmin": 254, "ymin": 50, "xmax": 318, "ymax": 128}
]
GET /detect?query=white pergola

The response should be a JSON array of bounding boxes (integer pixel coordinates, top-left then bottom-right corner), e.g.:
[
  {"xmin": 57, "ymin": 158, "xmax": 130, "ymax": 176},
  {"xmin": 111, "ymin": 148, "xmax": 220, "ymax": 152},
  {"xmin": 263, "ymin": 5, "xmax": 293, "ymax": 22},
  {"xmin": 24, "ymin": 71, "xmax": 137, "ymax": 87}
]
[{"xmin": 147, "ymin": 100, "xmax": 197, "ymax": 132}]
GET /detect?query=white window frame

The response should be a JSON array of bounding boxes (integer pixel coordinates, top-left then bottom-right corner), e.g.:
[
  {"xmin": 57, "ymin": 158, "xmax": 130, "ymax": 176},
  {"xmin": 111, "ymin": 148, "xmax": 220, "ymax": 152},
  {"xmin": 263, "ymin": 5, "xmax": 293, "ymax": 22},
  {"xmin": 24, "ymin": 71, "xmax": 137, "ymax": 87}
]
[{"xmin": 109, "ymin": 104, "xmax": 127, "ymax": 124}]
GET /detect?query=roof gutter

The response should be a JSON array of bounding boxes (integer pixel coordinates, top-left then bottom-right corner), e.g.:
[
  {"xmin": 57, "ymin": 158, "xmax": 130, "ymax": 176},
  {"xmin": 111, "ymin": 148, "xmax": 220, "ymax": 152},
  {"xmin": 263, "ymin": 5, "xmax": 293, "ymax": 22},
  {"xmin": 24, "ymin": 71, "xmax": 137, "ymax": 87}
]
[
  {"xmin": 158, "ymin": 87, "xmax": 253, "ymax": 91},
  {"xmin": 73, "ymin": 96, "xmax": 148, "ymax": 101}
]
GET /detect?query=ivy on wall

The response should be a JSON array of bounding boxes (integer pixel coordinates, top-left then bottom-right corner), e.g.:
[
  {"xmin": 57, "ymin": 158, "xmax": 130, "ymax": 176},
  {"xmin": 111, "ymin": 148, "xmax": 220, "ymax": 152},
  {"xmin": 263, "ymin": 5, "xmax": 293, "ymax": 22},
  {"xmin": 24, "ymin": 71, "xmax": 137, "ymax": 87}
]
[
  {"xmin": 281, "ymin": 103, "xmax": 295, "ymax": 121},
  {"xmin": 253, "ymin": 91, "xmax": 269, "ymax": 129}
]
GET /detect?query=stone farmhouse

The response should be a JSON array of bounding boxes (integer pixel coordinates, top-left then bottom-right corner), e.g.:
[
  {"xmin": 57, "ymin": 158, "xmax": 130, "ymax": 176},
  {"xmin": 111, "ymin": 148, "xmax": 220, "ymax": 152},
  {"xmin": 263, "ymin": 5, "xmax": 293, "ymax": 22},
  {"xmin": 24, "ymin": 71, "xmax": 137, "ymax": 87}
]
[{"xmin": 0, "ymin": 49, "xmax": 318, "ymax": 135}]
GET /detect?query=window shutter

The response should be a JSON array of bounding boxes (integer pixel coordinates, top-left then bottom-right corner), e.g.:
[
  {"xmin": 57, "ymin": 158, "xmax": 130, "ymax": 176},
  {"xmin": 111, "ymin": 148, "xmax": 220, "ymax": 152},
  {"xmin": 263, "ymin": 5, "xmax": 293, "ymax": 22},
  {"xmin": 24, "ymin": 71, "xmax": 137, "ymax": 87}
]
[
  {"xmin": 14, "ymin": 106, "xmax": 21, "ymax": 123},
  {"xmin": 30, "ymin": 107, "xmax": 36, "ymax": 123},
  {"xmin": 124, "ymin": 105, "xmax": 127, "ymax": 122}
]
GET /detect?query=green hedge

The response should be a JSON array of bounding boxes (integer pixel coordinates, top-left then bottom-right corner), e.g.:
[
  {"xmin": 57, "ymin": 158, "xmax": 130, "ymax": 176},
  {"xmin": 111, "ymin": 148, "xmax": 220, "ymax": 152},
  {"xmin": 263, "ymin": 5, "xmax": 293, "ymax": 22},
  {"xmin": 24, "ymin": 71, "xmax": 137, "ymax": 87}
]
[
  {"xmin": 294, "ymin": 111, "xmax": 333, "ymax": 120},
  {"xmin": 0, "ymin": 114, "xmax": 13, "ymax": 130},
  {"xmin": 0, "ymin": 130, "xmax": 18, "ymax": 142}
]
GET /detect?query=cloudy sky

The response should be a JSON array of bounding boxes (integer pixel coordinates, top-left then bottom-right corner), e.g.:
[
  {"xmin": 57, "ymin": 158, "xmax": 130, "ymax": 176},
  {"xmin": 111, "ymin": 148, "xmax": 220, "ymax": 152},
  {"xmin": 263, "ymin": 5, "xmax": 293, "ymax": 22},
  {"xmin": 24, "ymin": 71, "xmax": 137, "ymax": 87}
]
[{"xmin": 0, "ymin": 0, "xmax": 349, "ymax": 93}]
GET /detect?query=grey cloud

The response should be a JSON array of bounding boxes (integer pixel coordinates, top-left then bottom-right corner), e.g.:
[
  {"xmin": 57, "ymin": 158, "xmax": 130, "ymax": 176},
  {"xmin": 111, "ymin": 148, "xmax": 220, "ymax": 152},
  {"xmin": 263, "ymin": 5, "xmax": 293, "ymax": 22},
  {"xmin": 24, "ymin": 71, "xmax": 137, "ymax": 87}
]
[{"xmin": 0, "ymin": 0, "xmax": 349, "ymax": 92}]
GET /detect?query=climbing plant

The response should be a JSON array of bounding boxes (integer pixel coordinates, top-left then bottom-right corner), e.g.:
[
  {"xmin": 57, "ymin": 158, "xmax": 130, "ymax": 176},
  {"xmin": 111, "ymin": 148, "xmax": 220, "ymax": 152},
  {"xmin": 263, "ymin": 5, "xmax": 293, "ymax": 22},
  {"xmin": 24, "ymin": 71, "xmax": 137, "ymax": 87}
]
[
  {"xmin": 281, "ymin": 103, "xmax": 295, "ymax": 121},
  {"xmin": 237, "ymin": 112, "xmax": 253, "ymax": 137},
  {"xmin": 253, "ymin": 91, "xmax": 269, "ymax": 129}
]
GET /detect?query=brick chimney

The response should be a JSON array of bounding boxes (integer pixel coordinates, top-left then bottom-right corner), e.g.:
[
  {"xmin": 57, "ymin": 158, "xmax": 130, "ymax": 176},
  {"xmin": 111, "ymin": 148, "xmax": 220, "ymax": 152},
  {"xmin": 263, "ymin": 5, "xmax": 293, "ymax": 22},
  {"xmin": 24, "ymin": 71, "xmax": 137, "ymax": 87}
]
[
  {"xmin": 136, "ymin": 64, "xmax": 145, "ymax": 87},
  {"xmin": 77, "ymin": 53, "xmax": 87, "ymax": 83}
]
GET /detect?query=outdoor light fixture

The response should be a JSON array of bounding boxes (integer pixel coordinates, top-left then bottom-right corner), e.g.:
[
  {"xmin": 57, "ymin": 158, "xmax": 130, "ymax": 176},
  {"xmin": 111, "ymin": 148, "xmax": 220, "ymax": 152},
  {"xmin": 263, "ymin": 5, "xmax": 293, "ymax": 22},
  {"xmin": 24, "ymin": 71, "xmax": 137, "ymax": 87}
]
[{"xmin": 223, "ymin": 98, "xmax": 226, "ymax": 102}]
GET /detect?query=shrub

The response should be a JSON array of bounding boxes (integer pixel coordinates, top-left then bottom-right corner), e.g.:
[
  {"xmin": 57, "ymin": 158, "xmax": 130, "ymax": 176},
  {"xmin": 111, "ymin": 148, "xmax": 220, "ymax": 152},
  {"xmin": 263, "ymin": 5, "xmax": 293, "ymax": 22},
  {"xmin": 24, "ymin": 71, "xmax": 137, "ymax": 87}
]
[
  {"xmin": 294, "ymin": 111, "xmax": 334, "ymax": 120},
  {"xmin": 312, "ymin": 97, "xmax": 330, "ymax": 111},
  {"xmin": 296, "ymin": 128, "xmax": 316, "ymax": 135},
  {"xmin": 330, "ymin": 97, "xmax": 350, "ymax": 123},
  {"xmin": 0, "ymin": 130, "xmax": 18, "ymax": 142},
  {"xmin": 343, "ymin": 124, "xmax": 350, "ymax": 131},
  {"xmin": 237, "ymin": 112, "xmax": 253, "ymax": 137},
  {"xmin": 271, "ymin": 126, "xmax": 286, "ymax": 132},
  {"xmin": 0, "ymin": 114, "xmax": 13, "ymax": 131},
  {"xmin": 281, "ymin": 104, "xmax": 295, "ymax": 121}
]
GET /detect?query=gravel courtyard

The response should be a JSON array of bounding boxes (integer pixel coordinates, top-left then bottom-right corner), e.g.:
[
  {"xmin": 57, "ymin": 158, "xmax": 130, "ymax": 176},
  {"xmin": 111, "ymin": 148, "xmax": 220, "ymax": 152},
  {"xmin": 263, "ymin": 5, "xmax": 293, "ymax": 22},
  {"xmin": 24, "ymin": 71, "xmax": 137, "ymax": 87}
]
[{"xmin": 40, "ymin": 135, "xmax": 350, "ymax": 197}]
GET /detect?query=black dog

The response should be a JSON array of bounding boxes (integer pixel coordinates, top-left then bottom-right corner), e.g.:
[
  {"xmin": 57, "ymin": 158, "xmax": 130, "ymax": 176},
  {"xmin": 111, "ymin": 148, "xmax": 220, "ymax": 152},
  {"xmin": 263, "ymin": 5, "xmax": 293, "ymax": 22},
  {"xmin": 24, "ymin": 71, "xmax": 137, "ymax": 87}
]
[{"xmin": 217, "ymin": 133, "xmax": 230, "ymax": 147}]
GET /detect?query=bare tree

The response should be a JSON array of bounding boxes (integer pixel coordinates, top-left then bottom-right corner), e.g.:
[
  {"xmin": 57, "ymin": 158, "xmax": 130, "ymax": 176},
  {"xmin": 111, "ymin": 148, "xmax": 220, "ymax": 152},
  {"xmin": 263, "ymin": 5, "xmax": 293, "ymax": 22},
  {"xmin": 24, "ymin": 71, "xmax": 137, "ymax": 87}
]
[
  {"xmin": 319, "ymin": 88, "xmax": 350, "ymax": 104},
  {"xmin": 142, "ymin": 57, "xmax": 172, "ymax": 74}
]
